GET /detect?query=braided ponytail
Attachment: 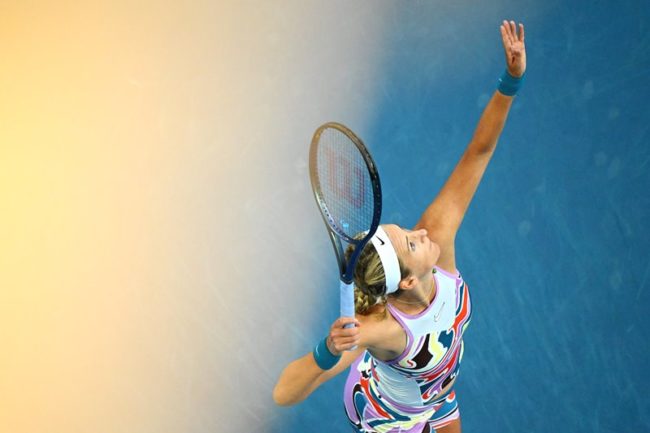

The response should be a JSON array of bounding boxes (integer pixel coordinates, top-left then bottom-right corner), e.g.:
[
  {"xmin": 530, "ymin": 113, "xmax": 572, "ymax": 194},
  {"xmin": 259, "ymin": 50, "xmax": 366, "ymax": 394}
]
[{"xmin": 345, "ymin": 229, "xmax": 410, "ymax": 317}]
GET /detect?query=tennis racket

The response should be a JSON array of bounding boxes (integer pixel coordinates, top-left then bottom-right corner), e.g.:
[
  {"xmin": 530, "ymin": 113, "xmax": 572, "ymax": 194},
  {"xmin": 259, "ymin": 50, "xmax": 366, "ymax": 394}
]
[{"xmin": 309, "ymin": 122, "xmax": 382, "ymax": 334}]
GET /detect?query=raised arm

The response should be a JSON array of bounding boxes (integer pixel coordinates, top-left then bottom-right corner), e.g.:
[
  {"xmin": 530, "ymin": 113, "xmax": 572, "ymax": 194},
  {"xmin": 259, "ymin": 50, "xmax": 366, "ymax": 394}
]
[{"xmin": 415, "ymin": 20, "xmax": 526, "ymax": 272}]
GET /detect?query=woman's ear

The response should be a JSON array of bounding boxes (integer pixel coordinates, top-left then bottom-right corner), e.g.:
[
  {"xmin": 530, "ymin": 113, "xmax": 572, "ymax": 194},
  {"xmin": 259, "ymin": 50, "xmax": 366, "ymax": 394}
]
[{"xmin": 398, "ymin": 275, "xmax": 418, "ymax": 290}]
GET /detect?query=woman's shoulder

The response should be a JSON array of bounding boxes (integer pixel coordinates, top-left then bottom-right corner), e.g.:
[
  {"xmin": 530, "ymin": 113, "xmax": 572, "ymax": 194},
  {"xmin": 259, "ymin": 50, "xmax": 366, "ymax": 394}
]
[
  {"xmin": 356, "ymin": 306, "xmax": 389, "ymax": 326},
  {"xmin": 356, "ymin": 306, "xmax": 404, "ymax": 352},
  {"xmin": 435, "ymin": 265, "xmax": 462, "ymax": 280}
]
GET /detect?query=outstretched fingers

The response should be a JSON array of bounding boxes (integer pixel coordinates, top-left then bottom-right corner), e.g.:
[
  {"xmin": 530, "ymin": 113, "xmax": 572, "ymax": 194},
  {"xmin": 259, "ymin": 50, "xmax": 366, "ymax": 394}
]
[
  {"xmin": 499, "ymin": 19, "xmax": 526, "ymax": 77},
  {"xmin": 501, "ymin": 20, "xmax": 525, "ymax": 43}
]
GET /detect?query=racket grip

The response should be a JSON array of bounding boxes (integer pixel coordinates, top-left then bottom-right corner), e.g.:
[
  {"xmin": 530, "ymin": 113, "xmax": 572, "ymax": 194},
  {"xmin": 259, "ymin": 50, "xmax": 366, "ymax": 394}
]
[{"xmin": 340, "ymin": 281, "xmax": 358, "ymax": 350}]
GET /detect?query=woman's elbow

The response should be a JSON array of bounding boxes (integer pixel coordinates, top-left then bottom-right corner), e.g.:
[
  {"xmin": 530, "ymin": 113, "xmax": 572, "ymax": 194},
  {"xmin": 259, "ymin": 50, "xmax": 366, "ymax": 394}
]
[{"xmin": 272, "ymin": 384, "xmax": 297, "ymax": 407}]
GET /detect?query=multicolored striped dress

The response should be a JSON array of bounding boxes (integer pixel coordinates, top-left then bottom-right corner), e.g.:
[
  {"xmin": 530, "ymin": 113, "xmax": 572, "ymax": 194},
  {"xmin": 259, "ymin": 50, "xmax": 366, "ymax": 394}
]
[{"xmin": 344, "ymin": 266, "xmax": 473, "ymax": 433}]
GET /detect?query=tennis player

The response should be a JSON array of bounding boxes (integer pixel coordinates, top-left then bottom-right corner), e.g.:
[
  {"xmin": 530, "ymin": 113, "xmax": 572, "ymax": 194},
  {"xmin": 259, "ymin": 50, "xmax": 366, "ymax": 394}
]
[{"xmin": 274, "ymin": 20, "xmax": 526, "ymax": 433}]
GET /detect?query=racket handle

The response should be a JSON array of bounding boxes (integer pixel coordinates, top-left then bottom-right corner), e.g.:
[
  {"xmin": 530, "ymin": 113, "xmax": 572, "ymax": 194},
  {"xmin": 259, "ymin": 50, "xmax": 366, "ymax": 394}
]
[{"xmin": 340, "ymin": 281, "xmax": 358, "ymax": 350}]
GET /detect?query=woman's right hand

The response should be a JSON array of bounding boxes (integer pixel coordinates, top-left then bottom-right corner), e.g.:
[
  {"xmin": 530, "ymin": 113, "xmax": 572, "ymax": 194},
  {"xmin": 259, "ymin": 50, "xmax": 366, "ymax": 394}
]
[{"xmin": 326, "ymin": 317, "xmax": 361, "ymax": 355}]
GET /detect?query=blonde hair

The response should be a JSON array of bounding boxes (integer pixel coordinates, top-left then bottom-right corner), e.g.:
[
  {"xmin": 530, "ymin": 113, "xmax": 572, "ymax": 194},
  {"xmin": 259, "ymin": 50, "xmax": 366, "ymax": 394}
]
[{"xmin": 345, "ymin": 231, "xmax": 410, "ymax": 317}]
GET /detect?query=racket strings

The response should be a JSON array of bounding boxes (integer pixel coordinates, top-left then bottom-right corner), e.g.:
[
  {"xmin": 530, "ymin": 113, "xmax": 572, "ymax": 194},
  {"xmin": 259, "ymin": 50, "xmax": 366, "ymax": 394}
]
[{"xmin": 315, "ymin": 128, "xmax": 375, "ymax": 240}]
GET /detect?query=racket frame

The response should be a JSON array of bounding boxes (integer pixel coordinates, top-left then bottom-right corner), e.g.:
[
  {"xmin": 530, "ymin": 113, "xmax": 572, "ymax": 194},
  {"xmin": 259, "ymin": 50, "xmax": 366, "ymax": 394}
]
[{"xmin": 309, "ymin": 122, "xmax": 383, "ymax": 286}]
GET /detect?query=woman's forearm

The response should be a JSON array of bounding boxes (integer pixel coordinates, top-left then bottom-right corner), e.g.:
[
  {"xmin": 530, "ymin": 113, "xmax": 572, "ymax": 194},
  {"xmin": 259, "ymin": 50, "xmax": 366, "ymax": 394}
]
[
  {"xmin": 273, "ymin": 352, "xmax": 324, "ymax": 406},
  {"xmin": 468, "ymin": 91, "xmax": 514, "ymax": 154},
  {"xmin": 273, "ymin": 317, "xmax": 361, "ymax": 406}
]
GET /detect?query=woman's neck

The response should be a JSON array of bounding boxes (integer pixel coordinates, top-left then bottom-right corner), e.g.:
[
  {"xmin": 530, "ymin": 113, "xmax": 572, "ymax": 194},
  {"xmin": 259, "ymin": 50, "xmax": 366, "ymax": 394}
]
[{"xmin": 389, "ymin": 274, "xmax": 436, "ymax": 308}]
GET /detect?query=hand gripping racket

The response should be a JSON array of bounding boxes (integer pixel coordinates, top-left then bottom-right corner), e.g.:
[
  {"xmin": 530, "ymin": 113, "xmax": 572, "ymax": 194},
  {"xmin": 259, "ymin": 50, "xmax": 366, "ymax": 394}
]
[{"xmin": 309, "ymin": 122, "xmax": 382, "ymax": 338}]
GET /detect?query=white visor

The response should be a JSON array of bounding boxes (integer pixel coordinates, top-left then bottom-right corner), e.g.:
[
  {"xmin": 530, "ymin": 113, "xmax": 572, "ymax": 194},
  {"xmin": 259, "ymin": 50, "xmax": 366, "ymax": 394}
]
[{"xmin": 369, "ymin": 226, "xmax": 401, "ymax": 295}]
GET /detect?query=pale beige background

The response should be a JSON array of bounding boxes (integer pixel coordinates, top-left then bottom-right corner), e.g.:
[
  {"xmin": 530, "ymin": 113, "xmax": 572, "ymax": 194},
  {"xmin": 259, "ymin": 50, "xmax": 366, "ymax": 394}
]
[{"xmin": 0, "ymin": 1, "xmax": 395, "ymax": 431}]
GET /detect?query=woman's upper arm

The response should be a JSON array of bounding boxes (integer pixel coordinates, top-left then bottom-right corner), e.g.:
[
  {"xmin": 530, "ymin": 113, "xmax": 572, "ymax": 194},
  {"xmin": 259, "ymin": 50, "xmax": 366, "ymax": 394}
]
[
  {"xmin": 415, "ymin": 147, "xmax": 495, "ymax": 270},
  {"xmin": 418, "ymin": 147, "xmax": 493, "ymax": 235}
]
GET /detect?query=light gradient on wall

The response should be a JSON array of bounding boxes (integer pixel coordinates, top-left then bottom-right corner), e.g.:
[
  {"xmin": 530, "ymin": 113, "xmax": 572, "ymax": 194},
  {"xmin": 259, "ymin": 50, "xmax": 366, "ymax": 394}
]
[{"xmin": 0, "ymin": 2, "xmax": 396, "ymax": 432}]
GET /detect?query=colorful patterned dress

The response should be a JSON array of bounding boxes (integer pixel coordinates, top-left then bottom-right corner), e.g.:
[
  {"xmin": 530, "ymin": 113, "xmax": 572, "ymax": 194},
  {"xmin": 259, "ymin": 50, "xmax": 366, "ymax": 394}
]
[{"xmin": 344, "ymin": 266, "xmax": 473, "ymax": 432}]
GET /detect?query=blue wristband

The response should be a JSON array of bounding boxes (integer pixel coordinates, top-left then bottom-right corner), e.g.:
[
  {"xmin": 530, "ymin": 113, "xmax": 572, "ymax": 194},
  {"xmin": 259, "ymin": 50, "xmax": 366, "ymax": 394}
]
[
  {"xmin": 497, "ymin": 70, "xmax": 524, "ymax": 96},
  {"xmin": 313, "ymin": 337, "xmax": 341, "ymax": 370}
]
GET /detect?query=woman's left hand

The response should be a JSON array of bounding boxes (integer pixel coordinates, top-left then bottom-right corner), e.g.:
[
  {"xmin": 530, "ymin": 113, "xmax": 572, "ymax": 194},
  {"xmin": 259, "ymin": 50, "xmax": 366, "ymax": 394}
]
[{"xmin": 500, "ymin": 20, "xmax": 526, "ymax": 77}]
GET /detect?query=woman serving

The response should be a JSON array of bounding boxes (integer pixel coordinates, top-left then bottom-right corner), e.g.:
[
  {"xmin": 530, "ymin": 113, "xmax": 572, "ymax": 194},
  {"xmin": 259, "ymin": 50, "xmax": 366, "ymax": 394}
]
[{"xmin": 274, "ymin": 20, "xmax": 527, "ymax": 433}]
